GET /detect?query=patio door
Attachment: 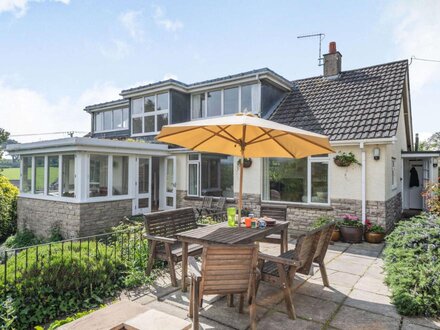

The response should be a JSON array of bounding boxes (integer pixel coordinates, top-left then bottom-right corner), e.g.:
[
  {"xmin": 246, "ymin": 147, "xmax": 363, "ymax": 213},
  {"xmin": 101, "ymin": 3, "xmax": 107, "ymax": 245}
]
[
  {"xmin": 164, "ymin": 156, "xmax": 176, "ymax": 210},
  {"xmin": 134, "ymin": 157, "xmax": 151, "ymax": 214}
]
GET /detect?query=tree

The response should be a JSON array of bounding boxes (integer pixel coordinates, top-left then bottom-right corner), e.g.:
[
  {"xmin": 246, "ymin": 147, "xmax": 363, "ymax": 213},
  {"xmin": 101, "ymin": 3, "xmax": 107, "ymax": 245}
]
[
  {"xmin": 419, "ymin": 132, "xmax": 440, "ymax": 151},
  {"xmin": 0, "ymin": 128, "xmax": 10, "ymax": 161}
]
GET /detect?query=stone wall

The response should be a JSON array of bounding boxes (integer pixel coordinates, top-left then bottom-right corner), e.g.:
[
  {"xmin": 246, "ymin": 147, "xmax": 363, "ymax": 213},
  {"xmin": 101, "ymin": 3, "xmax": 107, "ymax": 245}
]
[
  {"xmin": 174, "ymin": 191, "xmax": 402, "ymax": 237},
  {"xmin": 17, "ymin": 197, "xmax": 81, "ymax": 238},
  {"xmin": 17, "ymin": 197, "xmax": 133, "ymax": 239}
]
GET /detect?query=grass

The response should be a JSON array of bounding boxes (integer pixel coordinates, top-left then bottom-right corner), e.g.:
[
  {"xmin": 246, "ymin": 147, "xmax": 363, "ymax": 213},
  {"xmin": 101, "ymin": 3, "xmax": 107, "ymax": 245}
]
[
  {"xmin": 0, "ymin": 167, "xmax": 20, "ymax": 180},
  {"xmin": 0, "ymin": 167, "xmax": 59, "ymax": 188}
]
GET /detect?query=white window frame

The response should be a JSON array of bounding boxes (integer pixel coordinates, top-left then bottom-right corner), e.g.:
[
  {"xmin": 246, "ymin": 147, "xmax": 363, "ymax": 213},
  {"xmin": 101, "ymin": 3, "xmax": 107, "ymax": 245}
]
[
  {"xmin": 131, "ymin": 92, "xmax": 170, "ymax": 137},
  {"xmin": 261, "ymin": 156, "xmax": 331, "ymax": 206},
  {"xmin": 187, "ymin": 153, "xmax": 201, "ymax": 197},
  {"xmin": 190, "ymin": 84, "xmax": 261, "ymax": 120},
  {"xmin": 94, "ymin": 108, "xmax": 129, "ymax": 133},
  {"xmin": 391, "ymin": 157, "xmax": 397, "ymax": 190},
  {"xmin": 19, "ymin": 154, "xmax": 78, "ymax": 202}
]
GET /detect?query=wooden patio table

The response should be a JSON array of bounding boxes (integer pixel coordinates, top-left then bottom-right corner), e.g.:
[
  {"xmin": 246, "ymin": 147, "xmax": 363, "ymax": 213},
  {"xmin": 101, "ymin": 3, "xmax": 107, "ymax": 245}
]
[{"xmin": 176, "ymin": 220, "xmax": 289, "ymax": 292}]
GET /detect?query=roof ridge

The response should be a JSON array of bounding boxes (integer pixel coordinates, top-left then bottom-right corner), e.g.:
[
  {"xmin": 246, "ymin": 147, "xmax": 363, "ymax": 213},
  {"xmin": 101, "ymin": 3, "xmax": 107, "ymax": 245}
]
[{"xmin": 291, "ymin": 59, "xmax": 408, "ymax": 83}]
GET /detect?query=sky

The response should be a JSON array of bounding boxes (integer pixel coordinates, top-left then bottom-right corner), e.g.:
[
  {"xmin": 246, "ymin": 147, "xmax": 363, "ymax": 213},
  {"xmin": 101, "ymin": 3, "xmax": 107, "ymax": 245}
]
[{"xmin": 0, "ymin": 0, "xmax": 439, "ymax": 144}]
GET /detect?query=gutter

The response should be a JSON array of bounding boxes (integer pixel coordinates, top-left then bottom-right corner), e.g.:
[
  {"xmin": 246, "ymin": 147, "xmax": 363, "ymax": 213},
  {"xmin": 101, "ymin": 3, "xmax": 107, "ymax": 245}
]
[{"xmin": 331, "ymin": 137, "xmax": 396, "ymax": 146}]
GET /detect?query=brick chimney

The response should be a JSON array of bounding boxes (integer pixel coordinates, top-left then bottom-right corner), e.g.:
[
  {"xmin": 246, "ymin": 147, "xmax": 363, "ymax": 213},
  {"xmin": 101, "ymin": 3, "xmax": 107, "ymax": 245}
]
[{"xmin": 323, "ymin": 41, "xmax": 342, "ymax": 77}]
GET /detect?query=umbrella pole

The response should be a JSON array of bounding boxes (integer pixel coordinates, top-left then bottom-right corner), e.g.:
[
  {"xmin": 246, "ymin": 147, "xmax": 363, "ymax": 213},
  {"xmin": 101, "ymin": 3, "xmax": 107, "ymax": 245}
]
[{"xmin": 238, "ymin": 151, "xmax": 244, "ymax": 227}]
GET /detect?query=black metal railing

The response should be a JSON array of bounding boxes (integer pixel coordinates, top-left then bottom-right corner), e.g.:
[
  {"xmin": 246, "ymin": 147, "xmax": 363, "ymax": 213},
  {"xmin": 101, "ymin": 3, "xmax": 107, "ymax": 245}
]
[{"xmin": 0, "ymin": 227, "xmax": 146, "ymax": 296}]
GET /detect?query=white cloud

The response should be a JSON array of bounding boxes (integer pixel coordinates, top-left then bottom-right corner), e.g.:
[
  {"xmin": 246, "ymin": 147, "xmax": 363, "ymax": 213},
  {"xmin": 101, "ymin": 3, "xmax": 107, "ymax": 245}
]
[
  {"xmin": 119, "ymin": 10, "xmax": 144, "ymax": 42},
  {"xmin": 99, "ymin": 39, "xmax": 130, "ymax": 60},
  {"xmin": 153, "ymin": 5, "xmax": 183, "ymax": 32},
  {"xmin": 163, "ymin": 73, "xmax": 178, "ymax": 80},
  {"xmin": 0, "ymin": 80, "xmax": 122, "ymax": 143},
  {"xmin": 385, "ymin": 0, "xmax": 440, "ymax": 91},
  {"xmin": 0, "ymin": 0, "xmax": 69, "ymax": 17}
]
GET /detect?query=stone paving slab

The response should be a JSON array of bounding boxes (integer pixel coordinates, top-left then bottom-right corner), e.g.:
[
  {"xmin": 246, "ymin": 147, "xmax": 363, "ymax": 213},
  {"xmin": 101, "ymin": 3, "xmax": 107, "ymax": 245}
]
[
  {"xmin": 295, "ymin": 279, "xmax": 352, "ymax": 303},
  {"xmin": 326, "ymin": 258, "xmax": 370, "ymax": 276},
  {"xmin": 401, "ymin": 317, "xmax": 440, "ymax": 330},
  {"xmin": 343, "ymin": 288, "xmax": 400, "ymax": 319},
  {"xmin": 58, "ymin": 300, "xmax": 149, "ymax": 330},
  {"xmin": 353, "ymin": 273, "xmax": 391, "ymax": 296},
  {"xmin": 311, "ymin": 268, "xmax": 361, "ymax": 288},
  {"xmin": 330, "ymin": 305, "xmax": 400, "ymax": 330},
  {"xmin": 256, "ymin": 311, "xmax": 324, "ymax": 330},
  {"xmin": 274, "ymin": 292, "xmax": 339, "ymax": 324}
]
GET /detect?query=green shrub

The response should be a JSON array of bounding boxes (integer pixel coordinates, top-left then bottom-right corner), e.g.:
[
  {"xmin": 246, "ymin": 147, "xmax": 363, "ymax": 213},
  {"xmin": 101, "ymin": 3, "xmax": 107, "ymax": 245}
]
[
  {"xmin": 311, "ymin": 216, "xmax": 338, "ymax": 229},
  {"xmin": 0, "ymin": 175, "xmax": 19, "ymax": 241},
  {"xmin": 0, "ymin": 229, "xmax": 152, "ymax": 329},
  {"xmin": 384, "ymin": 213, "xmax": 440, "ymax": 317},
  {"xmin": 4, "ymin": 228, "xmax": 42, "ymax": 248}
]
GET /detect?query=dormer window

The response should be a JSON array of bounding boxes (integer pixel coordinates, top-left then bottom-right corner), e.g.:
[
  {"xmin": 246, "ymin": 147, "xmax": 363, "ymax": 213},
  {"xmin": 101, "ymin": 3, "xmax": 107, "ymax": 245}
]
[
  {"xmin": 132, "ymin": 92, "xmax": 169, "ymax": 136},
  {"xmin": 191, "ymin": 83, "xmax": 260, "ymax": 120},
  {"xmin": 94, "ymin": 108, "xmax": 129, "ymax": 133}
]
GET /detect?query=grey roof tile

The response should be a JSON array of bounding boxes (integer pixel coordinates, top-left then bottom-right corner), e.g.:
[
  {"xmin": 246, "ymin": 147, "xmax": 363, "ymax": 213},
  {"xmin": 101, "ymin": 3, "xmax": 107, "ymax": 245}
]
[{"xmin": 269, "ymin": 60, "xmax": 408, "ymax": 141}]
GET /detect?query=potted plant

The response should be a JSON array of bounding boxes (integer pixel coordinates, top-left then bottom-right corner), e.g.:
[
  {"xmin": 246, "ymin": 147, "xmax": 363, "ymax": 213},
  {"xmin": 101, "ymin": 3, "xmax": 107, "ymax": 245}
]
[
  {"xmin": 334, "ymin": 152, "xmax": 361, "ymax": 167},
  {"xmin": 364, "ymin": 220, "xmax": 385, "ymax": 243},
  {"xmin": 339, "ymin": 214, "xmax": 364, "ymax": 243},
  {"xmin": 237, "ymin": 158, "xmax": 252, "ymax": 168},
  {"xmin": 311, "ymin": 216, "xmax": 340, "ymax": 241}
]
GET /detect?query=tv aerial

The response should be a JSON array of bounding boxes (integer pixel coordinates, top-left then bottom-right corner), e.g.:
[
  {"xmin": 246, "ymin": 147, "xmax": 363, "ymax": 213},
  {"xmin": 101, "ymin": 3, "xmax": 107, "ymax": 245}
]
[{"xmin": 297, "ymin": 33, "xmax": 325, "ymax": 66}]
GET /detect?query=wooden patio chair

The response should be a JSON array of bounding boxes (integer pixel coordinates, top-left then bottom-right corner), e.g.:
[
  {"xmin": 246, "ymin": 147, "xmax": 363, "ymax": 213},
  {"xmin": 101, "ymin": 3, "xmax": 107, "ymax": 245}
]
[
  {"xmin": 195, "ymin": 196, "xmax": 213, "ymax": 216},
  {"xmin": 257, "ymin": 228, "xmax": 321, "ymax": 319},
  {"xmin": 144, "ymin": 207, "xmax": 203, "ymax": 287},
  {"xmin": 299, "ymin": 221, "xmax": 336, "ymax": 287},
  {"xmin": 188, "ymin": 244, "xmax": 259, "ymax": 330},
  {"xmin": 258, "ymin": 204, "xmax": 288, "ymax": 253}
]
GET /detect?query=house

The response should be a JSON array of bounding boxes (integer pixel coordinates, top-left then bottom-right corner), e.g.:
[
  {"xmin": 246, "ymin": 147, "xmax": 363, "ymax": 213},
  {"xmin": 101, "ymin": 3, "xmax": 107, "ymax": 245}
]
[{"xmin": 7, "ymin": 42, "xmax": 439, "ymax": 239}]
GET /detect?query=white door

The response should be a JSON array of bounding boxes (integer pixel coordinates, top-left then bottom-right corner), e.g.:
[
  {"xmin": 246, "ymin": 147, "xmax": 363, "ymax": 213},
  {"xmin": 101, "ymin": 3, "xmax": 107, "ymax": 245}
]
[
  {"xmin": 134, "ymin": 157, "xmax": 151, "ymax": 214},
  {"xmin": 164, "ymin": 156, "xmax": 176, "ymax": 210},
  {"xmin": 409, "ymin": 163, "xmax": 423, "ymax": 209}
]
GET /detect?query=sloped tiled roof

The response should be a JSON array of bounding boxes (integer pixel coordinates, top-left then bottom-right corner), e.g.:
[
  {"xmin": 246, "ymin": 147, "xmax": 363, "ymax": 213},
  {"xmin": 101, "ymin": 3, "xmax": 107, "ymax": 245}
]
[{"xmin": 269, "ymin": 60, "xmax": 408, "ymax": 141}]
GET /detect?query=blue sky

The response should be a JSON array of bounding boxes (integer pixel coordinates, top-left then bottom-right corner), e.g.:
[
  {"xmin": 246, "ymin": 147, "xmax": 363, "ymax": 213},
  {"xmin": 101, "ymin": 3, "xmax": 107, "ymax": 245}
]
[{"xmin": 1, "ymin": 0, "xmax": 439, "ymax": 143}]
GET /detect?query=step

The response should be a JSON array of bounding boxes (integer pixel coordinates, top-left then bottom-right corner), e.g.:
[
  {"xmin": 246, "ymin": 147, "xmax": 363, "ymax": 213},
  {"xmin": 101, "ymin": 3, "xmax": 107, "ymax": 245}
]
[{"xmin": 120, "ymin": 309, "xmax": 191, "ymax": 330}]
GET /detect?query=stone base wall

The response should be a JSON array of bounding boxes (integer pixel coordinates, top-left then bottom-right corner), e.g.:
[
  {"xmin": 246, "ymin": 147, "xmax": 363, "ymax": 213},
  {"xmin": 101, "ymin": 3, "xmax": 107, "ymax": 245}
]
[
  {"xmin": 17, "ymin": 197, "xmax": 133, "ymax": 239},
  {"xmin": 174, "ymin": 191, "xmax": 402, "ymax": 237},
  {"xmin": 18, "ymin": 198, "xmax": 81, "ymax": 238}
]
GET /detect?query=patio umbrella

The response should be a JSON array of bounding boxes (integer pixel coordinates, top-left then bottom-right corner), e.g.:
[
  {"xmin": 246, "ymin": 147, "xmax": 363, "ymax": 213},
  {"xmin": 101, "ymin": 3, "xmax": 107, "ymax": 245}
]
[{"xmin": 156, "ymin": 112, "xmax": 334, "ymax": 224}]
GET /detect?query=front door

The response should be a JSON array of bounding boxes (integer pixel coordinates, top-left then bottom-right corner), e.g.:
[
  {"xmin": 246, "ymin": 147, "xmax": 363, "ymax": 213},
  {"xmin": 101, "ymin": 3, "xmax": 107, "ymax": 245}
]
[
  {"xmin": 164, "ymin": 156, "xmax": 176, "ymax": 210},
  {"xmin": 134, "ymin": 157, "xmax": 151, "ymax": 214},
  {"xmin": 409, "ymin": 162, "xmax": 423, "ymax": 210}
]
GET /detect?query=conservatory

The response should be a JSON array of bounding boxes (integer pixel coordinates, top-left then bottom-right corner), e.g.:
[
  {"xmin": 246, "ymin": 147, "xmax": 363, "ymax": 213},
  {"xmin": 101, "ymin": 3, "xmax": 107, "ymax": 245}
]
[{"xmin": 7, "ymin": 137, "xmax": 173, "ymax": 238}]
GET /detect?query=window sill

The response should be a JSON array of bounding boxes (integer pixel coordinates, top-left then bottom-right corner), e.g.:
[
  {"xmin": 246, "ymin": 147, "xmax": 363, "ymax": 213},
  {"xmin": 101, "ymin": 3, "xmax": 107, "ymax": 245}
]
[{"xmin": 261, "ymin": 200, "xmax": 333, "ymax": 210}]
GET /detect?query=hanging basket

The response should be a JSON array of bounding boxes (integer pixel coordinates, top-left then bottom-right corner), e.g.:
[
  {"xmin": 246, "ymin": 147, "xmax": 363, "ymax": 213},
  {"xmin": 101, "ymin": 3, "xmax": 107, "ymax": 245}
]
[
  {"xmin": 237, "ymin": 158, "xmax": 252, "ymax": 168},
  {"xmin": 334, "ymin": 158, "xmax": 351, "ymax": 167}
]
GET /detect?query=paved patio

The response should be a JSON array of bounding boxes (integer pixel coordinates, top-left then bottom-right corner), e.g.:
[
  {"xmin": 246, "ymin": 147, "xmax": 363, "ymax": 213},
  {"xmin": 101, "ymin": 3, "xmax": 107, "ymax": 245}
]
[{"xmin": 62, "ymin": 241, "xmax": 440, "ymax": 330}]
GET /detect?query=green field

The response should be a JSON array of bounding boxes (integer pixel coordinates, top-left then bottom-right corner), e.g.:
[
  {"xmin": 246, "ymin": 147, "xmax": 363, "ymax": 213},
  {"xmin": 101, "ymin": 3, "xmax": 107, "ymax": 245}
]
[{"xmin": 0, "ymin": 167, "xmax": 20, "ymax": 180}]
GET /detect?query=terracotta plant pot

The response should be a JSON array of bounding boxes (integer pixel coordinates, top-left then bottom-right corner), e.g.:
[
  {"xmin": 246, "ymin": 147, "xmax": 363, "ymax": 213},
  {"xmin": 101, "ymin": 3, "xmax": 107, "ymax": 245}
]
[
  {"xmin": 331, "ymin": 229, "xmax": 340, "ymax": 242},
  {"xmin": 340, "ymin": 225, "xmax": 363, "ymax": 243},
  {"xmin": 365, "ymin": 232, "xmax": 385, "ymax": 244}
]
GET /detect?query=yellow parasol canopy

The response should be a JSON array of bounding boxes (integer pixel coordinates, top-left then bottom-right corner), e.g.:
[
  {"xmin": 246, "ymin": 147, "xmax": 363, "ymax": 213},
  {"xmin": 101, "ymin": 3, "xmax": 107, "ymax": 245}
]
[{"xmin": 156, "ymin": 113, "xmax": 334, "ymax": 224}]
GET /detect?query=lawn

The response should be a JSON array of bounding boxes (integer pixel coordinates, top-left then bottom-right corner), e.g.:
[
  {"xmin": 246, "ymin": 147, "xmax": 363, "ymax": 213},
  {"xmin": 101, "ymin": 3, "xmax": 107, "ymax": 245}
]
[{"xmin": 0, "ymin": 167, "xmax": 20, "ymax": 180}]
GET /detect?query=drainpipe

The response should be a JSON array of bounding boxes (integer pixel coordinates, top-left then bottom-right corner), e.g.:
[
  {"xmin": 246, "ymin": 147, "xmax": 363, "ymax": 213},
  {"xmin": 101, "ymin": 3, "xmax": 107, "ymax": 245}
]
[{"xmin": 360, "ymin": 142, "xmax": 366, "ymax": 224}]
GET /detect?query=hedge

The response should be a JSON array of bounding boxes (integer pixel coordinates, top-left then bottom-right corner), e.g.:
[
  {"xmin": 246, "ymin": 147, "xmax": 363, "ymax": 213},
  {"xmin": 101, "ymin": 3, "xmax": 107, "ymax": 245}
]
[
  {"xmin": 384, "ymin": 213, "xmax": 440, "ymax": 317},
  {"xmin": 0, "ymin": 175, "xmax": 19, "ymax": 241}
]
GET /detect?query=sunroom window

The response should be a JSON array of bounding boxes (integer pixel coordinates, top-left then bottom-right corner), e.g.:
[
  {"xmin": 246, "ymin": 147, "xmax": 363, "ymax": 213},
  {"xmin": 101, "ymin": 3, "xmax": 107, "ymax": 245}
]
[
  {"xmin": 89, "ymin": 154, "xmax": 108, "ymax": 197},
  {"xmin": 263, "ymin": 157, "xmax": 329, "ymax": 204},
  {"xmin": 187, "ymin": 153, "xmax": 234, "ymax": 198},
  {"xmin": 20, "ymin": 155, "xmax": 75, "ymax": 198},
  {"xmin": 131, "ymin": 92, "xmax": 169, "ymax": 135}
]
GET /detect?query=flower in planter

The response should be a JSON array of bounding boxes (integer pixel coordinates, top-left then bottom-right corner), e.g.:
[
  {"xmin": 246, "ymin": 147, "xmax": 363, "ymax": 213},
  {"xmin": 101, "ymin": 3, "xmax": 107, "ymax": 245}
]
[{"xmin": 340, "ymin": 214, "xmax": 363, "ymax": 227}]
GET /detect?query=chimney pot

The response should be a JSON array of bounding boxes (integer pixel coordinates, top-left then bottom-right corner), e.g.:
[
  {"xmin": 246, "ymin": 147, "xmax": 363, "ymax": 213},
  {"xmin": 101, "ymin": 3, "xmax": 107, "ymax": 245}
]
[{"xmin": 329, "ymin": 41, "xmax": 337, "ymax": 54}]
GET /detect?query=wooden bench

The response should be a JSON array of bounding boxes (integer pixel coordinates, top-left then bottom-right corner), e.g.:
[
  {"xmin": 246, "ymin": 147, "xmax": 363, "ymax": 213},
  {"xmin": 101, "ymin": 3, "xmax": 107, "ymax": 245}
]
[
  {"xmin": 257, "ymin": 222, "xmax": 336, "ymax": 319},
  {"xmin": 258, "ymin": 204, "xmax": 288, "ymax": 253},
  {"xmin": 144, "ymin": 207, "xmax": 203, "ymax": 287}
]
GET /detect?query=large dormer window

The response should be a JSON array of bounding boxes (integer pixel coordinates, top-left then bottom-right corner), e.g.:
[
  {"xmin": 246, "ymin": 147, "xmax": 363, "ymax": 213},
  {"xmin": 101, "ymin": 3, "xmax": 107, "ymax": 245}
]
[
  {"xmin": 191, "ymin": 84, "xmax": 260, "ymax": 120},
  {"xmin": 94, "ymin": 108, "xmax": 129, "ymax": 133},
  {"xmin": 132, "ymin": 92, "xmax": 169, "ymax": 135}
]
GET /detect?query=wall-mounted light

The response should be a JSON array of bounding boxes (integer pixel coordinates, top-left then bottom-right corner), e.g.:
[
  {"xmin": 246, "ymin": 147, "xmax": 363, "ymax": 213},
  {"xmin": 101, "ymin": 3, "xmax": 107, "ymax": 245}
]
[
  {"xmin": 433, "ymin": 158, "xmax": 438, "ymax": 168},
  {"xmin": 373, "ymin": 147, "xmax": 380, "ymax": 161}
]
